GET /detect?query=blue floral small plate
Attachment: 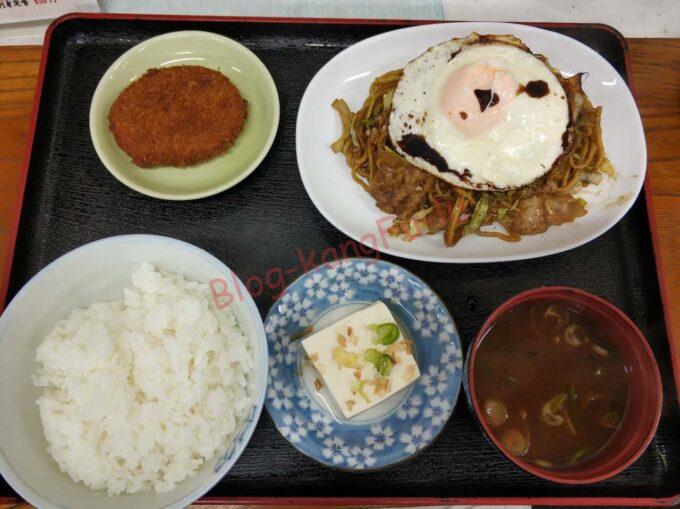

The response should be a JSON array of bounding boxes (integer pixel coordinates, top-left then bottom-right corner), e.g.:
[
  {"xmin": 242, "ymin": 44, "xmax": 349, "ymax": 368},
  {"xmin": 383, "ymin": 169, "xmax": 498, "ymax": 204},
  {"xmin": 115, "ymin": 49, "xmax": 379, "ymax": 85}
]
[{"xmin": 264, "ymin": 257, "xmax": 463, "ymax": 470}]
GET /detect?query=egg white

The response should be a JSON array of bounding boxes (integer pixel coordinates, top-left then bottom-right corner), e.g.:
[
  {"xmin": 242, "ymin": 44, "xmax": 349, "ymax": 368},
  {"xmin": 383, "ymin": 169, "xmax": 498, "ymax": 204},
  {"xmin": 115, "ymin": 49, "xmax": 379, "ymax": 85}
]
[{"xmin": 389, "ymin": 38, "xmax": 570, "ymax": 190}]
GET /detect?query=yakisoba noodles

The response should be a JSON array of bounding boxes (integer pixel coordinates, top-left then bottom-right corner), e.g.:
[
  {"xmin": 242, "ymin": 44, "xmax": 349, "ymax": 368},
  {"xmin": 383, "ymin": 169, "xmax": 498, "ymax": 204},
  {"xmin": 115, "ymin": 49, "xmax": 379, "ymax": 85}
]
[{"xmin": 331, "ymin": 35, "xmax": 613, "ymax": 247}]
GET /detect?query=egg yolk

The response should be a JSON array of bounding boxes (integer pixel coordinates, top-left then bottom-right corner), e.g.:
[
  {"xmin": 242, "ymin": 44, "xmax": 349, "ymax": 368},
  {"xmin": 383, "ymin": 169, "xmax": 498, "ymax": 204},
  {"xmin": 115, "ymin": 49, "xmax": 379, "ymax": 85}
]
[{"xmin": 441, "ymin": 63, "xmax": 517, "ymax": 138}]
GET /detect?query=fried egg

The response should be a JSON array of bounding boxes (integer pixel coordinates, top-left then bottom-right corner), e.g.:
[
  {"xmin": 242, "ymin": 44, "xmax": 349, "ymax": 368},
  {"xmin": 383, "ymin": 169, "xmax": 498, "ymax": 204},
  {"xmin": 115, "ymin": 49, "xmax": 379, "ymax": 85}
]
[{"xmin": 388, "ymin": 33, "xmax": 573, "ymax": 190}]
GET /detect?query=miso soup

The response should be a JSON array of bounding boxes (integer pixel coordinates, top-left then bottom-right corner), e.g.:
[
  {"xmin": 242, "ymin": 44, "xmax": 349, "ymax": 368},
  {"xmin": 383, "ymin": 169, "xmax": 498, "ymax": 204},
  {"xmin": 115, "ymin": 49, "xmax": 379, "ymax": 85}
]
[{"xmin": 473, "ymin": 300, "xmax": 629, "ymax": 468}]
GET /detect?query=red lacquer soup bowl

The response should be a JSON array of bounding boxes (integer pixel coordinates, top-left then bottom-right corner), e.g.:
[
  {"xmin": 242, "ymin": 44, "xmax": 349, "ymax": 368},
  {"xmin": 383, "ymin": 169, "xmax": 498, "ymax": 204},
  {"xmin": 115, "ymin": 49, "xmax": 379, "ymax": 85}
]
[{"xmin": 466, "ymin": 287, "xmax": 662, "ymax": 484}]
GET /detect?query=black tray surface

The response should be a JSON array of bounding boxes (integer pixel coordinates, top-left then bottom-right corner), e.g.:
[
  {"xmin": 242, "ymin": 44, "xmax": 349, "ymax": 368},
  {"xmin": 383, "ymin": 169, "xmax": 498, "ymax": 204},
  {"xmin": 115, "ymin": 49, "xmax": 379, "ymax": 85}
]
[{"xmin": 3, "ymin": 17, "xmax": 678, "ymax": 501}]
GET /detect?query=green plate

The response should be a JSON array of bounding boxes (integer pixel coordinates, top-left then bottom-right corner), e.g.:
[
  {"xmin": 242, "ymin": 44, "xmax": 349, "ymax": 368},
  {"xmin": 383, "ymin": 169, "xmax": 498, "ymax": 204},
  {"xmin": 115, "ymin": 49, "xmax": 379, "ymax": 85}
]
[{"xmin": 89, "ymin": 31, "xmax": 279, "ymax": 200}]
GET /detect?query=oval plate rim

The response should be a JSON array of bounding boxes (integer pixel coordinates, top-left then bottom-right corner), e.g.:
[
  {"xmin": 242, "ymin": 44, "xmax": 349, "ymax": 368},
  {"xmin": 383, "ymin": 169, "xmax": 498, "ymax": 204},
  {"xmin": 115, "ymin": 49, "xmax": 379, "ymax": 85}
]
[{"xmin": 296, "ymin": 21, "xmax": 646, "ymax": 263}]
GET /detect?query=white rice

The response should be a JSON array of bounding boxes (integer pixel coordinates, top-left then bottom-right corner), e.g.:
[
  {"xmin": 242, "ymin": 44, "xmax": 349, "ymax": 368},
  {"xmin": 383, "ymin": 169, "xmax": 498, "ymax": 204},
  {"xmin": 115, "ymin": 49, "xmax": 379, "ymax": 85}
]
[{"xmin": 32, "ymin": 263, "xmax": 253, "ymax": 495}]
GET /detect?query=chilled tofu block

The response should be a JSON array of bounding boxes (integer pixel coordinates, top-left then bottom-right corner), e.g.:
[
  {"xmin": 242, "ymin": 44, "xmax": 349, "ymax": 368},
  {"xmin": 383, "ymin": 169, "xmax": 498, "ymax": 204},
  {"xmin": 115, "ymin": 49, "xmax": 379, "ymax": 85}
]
[{"xmin": 302, "ymin": 301, "xmax": 420, "ymax": 419}]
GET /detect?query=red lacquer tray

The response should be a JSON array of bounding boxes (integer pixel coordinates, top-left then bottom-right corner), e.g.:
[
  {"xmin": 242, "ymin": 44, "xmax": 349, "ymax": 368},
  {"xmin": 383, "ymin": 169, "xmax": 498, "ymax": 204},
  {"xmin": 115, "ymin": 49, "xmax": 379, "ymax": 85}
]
[{"xmin": 1, "ymin": 13, "xmax": 678, "ymax": 507}]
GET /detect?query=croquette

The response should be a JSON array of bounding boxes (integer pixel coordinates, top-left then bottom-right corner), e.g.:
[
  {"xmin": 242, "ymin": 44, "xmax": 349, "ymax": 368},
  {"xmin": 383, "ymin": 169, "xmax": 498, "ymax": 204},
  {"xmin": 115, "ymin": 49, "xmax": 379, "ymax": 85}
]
[{"xmin": 108, "ymin": 65, "xmax": 248, "ymax": 168}]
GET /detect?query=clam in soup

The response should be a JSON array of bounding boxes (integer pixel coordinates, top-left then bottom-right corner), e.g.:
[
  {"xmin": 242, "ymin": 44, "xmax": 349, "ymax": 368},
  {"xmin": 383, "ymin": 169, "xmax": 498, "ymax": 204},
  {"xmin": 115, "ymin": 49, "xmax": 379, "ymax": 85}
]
[{"xmin": 473, "ymin": 300, "xmax": 629, "ymax": 468}]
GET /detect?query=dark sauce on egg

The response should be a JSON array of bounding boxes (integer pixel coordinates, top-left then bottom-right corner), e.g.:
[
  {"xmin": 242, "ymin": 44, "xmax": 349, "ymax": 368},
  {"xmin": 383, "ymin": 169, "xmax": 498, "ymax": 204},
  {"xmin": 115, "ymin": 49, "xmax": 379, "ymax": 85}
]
[
  {"xmin": 397, "ymin": 134, "xmax": 474, "ymax": 185},
  {"xmin": 397, "ymin": 134, "xmax": 449, "ymax": 172},
  {"xmin": 474, "ymin": 88, "xmax": 500, "ymax": 112},
  {"xmin": 518, "ymin": 80, "xmax": 550, "ymax": 98},
  {"xmin": 473, "ymin": 300, "xmax": 629, "ymax": 468}
]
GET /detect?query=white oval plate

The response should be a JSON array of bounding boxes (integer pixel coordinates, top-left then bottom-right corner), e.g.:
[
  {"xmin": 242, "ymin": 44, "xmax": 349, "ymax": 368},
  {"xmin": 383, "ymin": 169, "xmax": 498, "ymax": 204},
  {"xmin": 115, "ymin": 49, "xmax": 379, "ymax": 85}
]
[{"xmin": 296, "ymin": 22, "xmax": 646, "ymax": 263}]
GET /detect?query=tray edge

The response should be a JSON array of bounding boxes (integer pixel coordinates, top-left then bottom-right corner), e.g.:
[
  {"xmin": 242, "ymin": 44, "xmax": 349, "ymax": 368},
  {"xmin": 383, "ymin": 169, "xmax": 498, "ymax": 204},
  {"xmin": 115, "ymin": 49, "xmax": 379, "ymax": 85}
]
[{"xmin": 0, "ymin": 12, "xmax": 677, "ymax": 508}]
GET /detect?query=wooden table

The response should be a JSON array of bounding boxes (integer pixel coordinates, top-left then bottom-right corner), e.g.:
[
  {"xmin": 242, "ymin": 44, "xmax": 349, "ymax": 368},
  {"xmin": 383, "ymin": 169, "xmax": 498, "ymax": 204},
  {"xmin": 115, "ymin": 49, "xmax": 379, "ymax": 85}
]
[{"xmin": 0, "ymin": 38, "xmax": 678, "ymax": 507}]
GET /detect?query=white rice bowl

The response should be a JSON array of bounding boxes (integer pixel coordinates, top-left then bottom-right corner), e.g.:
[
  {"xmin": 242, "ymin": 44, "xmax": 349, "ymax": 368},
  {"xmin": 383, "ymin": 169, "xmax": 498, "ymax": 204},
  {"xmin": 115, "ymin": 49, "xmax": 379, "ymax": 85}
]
[
  {"xmin": 0, "ymin": 235, "xmax": 267, "ymax": 509},
  {"xmin": 32, "ymin": 263, "xmax": 253, "ymax": 496}
]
